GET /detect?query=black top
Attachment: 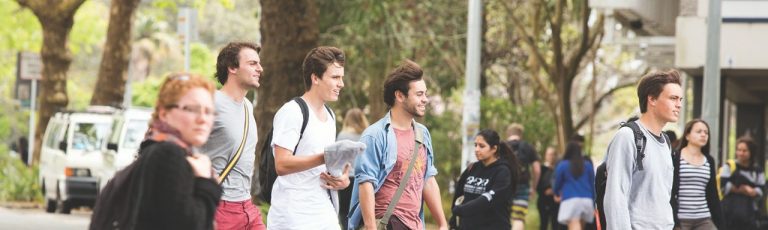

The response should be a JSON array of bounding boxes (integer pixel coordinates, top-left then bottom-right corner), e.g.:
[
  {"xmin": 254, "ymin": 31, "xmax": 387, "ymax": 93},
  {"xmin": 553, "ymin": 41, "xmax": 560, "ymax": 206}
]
[
  {"xmin": 537, "ymin": 164, "xmax": 556, "ymax": 206},
  {"xmin": 506, "ymin": 140, "xmax": 538, "ymax": 185},
  {"xmin": 135, "ymin": 140, "xmax": 222, "ymax": 230},
  {"xmin": 450, "ymin": 160, "xmax": 515, "ymax": 230},
  {"xmin": 671, "ymin": 150, "xmax": 723, "ymax": 228}
]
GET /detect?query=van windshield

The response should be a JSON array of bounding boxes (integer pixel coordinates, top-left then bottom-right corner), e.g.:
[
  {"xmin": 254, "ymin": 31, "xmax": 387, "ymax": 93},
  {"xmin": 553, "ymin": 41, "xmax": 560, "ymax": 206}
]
[
  {"xmin": 72, "ymin": 122, "xmax": 112, "ymax": 152},
  {"xmin": 123, "ymin": 120, "xmax": 149, "ymax": 151}
]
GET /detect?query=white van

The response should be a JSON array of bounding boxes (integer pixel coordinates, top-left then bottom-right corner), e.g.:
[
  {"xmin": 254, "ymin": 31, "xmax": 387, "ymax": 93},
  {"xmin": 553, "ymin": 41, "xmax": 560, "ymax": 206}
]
[
  {"xmin": 39, "ymin": 106, "xmax": 116, "ymax": 214},
  {"xmin": 104, "ymin": 107, "xmax": 152, "ymax": 172}
]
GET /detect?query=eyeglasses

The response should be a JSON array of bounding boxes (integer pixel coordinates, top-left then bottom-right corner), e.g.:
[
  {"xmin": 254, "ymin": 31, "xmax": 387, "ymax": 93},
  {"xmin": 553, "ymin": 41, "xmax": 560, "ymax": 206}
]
[{"xmin": 166, "ymin": 104, "xmax": 217, "ymax": 117}]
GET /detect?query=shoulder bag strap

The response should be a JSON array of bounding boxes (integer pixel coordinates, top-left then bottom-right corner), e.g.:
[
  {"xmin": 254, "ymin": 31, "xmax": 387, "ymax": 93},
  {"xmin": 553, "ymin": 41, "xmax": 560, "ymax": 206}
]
[
  {"xmin": 218, "ymin": 102, "xmax": 249, "ymax": 184},
  {"xmin": 379, "ymin": 126, "xmax": 425, "ymax": 227}
]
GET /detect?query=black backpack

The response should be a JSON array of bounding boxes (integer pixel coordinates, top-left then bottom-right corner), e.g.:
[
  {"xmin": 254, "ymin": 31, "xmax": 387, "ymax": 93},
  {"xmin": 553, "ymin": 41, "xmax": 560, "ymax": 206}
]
[
  {"xmin": 90, "ymin": 148, "xmax": 149, "ymax": 230},
  {"xmin": 594, "ymin": 117, "xmax": 670, "ymax": 229},
  {"xmin": 258, "ymin": 97, "xmax": 333, "ymax": 204}
]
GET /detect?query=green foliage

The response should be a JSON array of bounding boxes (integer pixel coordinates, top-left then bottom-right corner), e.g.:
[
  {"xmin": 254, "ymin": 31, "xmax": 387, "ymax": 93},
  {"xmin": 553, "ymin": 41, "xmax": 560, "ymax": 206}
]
[
  {"xmin": 190, "ymin": 42, "xmax": 216, "ymax": 77},
  {"xmin": 480, "ymin": 96, "xmax": 557, "ymax": 151},
  {"xmin": 131, "ymin": 76, "xmax": 164, "ymax": 108},
  {"xmin": 0, "ymin": 145, "xmax": 42, "ymax": 202}
]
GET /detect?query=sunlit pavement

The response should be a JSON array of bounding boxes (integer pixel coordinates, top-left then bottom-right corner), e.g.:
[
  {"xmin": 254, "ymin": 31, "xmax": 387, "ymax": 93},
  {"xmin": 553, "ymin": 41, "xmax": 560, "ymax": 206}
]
[{"xmin": 0, "ymin": 206, "xmax": 90, "ymax": 229}]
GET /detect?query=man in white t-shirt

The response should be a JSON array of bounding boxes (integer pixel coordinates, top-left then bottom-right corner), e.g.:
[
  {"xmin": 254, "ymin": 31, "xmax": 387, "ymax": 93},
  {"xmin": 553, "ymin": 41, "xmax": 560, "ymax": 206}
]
[{"xmin": 267, "ymin": 46, "xmax": 350, "ymax": 230}]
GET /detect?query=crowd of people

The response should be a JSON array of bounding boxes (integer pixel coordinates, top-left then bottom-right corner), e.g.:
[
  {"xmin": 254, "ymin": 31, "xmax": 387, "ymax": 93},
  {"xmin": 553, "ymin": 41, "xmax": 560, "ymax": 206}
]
[{"xmin": 88, "ymin": 42, "xmax": 766, "ymax": 230}]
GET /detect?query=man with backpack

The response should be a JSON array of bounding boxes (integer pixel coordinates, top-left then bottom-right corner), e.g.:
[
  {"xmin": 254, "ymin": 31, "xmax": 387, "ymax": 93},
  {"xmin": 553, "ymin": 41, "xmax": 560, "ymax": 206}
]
[
  {"xmin": 200, "ymin": 42, "xmax": 266, "ymax": 230},
  {"xmin": 505, "ymin": 123, "xmax": 540, "ymax": 230},
  {"xmin": 603, "ymin": 69, "xmax": 682, "ymax": 229},
  {"xmin": 267, "ymin": 46, "xmax": 351, "ymax": 229},
  {"xmin": 348, "ymin": 60, "xmax": 448, "ymax": 230}
]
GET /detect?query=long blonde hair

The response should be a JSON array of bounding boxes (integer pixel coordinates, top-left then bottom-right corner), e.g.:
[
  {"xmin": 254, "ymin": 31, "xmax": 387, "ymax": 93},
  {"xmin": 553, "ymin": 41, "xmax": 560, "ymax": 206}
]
[{"xmin": 341, "ymin": 108, "xmax": 369, "ymax": 134}]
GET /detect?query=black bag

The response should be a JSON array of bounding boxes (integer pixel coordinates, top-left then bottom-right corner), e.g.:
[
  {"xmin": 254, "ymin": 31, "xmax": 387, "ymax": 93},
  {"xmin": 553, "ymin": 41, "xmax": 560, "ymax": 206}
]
[
  {"xmin": 89, "ymin": 152, "xmax": 148, "ymax": 230},
  {"xmin": 722, "ymin": 169, "xmax": 759, "ymax": 228},
  {"xmin": 258, "ymin": 97, "xmax": 333, "ymax": 204},
  {"xmin": 723, "ymin": 193, "xmax": 757, "ymax": 227},
  {"xmin": 594, "ymin": 117, "xmax": 671, "ymax": 229}
]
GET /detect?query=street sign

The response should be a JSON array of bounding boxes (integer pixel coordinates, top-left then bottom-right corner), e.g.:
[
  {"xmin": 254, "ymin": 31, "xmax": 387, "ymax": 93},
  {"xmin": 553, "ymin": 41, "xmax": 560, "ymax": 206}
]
[{"xmin": 18, "ymin": 51, "xmax": 42, "ymax": 80}]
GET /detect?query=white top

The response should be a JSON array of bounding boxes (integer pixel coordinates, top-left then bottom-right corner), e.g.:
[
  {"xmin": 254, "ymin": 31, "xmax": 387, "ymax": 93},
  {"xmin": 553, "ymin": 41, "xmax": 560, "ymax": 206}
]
[{"xmin": 267, "ymin": 100, "xmax": 339, "ymax": 230}]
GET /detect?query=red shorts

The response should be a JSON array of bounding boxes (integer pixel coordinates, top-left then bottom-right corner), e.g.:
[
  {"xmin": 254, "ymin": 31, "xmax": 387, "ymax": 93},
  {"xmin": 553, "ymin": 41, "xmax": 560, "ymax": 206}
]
[{"xmin": 215, "ymin": 199, "xmax": 266, "ymax": 230}]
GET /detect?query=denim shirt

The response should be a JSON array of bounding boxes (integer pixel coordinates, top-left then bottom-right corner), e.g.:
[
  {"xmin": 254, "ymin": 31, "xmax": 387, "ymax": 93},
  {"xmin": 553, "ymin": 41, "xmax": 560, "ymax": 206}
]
[{"xmin": 347, "ymin": 111, "xmax": 438, "ymax": 230}]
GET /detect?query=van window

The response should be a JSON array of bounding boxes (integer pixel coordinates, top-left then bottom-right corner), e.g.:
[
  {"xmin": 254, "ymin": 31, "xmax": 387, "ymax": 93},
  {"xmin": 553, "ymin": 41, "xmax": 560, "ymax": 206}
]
[
  {"xmin": 72, "ymin": 123, "xmax": 112, "ymax": 152},
  {"xmin": 44, "ymin": 122, "xmax": 62, "ymax": 148},
  {"xmin": 123, "ymin": 120, "xmax": 149, "ymax": 151}
]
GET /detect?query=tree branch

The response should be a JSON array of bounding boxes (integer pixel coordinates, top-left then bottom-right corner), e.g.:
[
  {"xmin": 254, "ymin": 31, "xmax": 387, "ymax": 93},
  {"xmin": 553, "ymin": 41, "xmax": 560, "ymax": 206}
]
[
  {"xmin": 574, "ymin": 81, "xmax": 635, "ymax": 131},
  {"xmin": 565, "ymin": 6, "xmax": 605, "ymax": 81},
  {"xmin": 507, "ymin": 5, "xmax": 553, "ymax": 77}
]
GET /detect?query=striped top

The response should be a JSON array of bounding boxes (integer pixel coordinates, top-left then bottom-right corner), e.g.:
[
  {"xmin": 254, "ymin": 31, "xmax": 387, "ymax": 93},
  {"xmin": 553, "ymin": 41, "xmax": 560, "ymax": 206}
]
[{"xmin": 677, "ymin": 158, "xmax": 711, "ymax": 220}]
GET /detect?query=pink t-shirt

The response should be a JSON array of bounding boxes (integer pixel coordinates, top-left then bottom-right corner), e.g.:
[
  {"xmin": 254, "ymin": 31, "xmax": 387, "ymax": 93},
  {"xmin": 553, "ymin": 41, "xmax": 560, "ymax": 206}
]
[{"xmin": 374, "ymin": 128, "xmax": 427, "ymax": 230}]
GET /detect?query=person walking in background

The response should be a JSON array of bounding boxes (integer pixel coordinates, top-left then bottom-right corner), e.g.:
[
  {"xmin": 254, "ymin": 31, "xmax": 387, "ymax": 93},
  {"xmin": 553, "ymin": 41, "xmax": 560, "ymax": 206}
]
[
  {"xmin": 505, "ymin": 123, "xmax": 541, "ymax": 230},
  {"xmin": 554, "ymin": 142, "xmax": 595, "ymax": 230},
  {"xmin": 449, "ymin": 129, "xmax": 520, "ymax": 230},
  {"xmin": 199, "ymin": 42, "xmax": 266, "ymax": 230},
  {"xmin": 671, "ymin": 119, "xmax": 722, "ymax": 230},
  {"xmin": 538, "ymin": 146, "xmax": 560, "ymax": 230},
  {"xmin": 720, "ymin": 137, "xmax": 765, "ymax": 230},
  {"xmin": 337, "ymin": 108, "xmax": 370, "ymax": 229}
]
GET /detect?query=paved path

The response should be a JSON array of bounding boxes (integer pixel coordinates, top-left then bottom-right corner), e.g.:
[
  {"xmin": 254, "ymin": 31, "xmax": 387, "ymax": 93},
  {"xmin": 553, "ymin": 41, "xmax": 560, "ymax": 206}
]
[{"xmin": 0, "ymin": 206, "xmax": 90, "ymax": 230}]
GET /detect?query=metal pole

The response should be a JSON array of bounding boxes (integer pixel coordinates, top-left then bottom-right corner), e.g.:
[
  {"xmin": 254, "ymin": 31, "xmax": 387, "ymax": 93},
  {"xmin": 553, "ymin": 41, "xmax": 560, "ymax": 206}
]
[
  {"xmin": 702, "ymin": 0, "xmax": 722, "ymax": 165},
  {"xmin": 184, "ymin": 10, "xmax": 191, "ymax": 72},
  {"xmin": 461, "ymin": 0, "xmax": 482, "ymax": 171},
  {"xmin": 28, "ymin": 79, "xmax": 36, "ymax": 166}
]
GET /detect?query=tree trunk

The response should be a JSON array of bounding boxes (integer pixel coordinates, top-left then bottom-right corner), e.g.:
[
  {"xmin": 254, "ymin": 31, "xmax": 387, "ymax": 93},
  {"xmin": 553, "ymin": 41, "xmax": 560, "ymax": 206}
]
[
  {"xmin": 91, "ymin": 0, "xmax": 141, "ymax": 106},
  {"xmin": 15, "ymin": 0, "xmax": 86, "ymax": 165},
  {"xmin": 254, "ymin": 0, "xmax": 319, "ymax": 199},
  {"xmin": 556, "ymin": 76, "xmax": 575, "ymax": 152}
]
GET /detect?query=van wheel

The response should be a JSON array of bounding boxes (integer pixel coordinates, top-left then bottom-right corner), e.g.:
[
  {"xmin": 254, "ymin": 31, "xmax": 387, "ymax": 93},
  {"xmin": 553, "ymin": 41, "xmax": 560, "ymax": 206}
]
[
  {"xmin": 60, "ymin": 200, "xmax": 72, "ymax": 214},
  {"xmin": 45, "ymin": 199, "xmax": 57, "ymax": 213},
  {"xmin": 43, "ymin": 183, "xmax": 56, "ymax": 213}
]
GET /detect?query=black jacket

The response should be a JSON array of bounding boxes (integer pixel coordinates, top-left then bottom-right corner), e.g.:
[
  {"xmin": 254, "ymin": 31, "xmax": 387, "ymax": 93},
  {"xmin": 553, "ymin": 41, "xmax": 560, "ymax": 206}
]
[
  {"xmin": 134, "ymin": 140, "xmax": 222, "ymax": 230},
  {"xmin": 672, "ymin": 150, "xmax": 723, "ymax": 228},
  {"xmin": 450, "ymin": 160, "xmax": 515, "ymax": 230}
]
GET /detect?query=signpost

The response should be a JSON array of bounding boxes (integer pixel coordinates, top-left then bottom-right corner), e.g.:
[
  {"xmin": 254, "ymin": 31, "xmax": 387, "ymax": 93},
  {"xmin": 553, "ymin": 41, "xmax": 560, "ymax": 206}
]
[{"xmin": 18, "ymin": 51, "xmax": 42, "ymax": 166}]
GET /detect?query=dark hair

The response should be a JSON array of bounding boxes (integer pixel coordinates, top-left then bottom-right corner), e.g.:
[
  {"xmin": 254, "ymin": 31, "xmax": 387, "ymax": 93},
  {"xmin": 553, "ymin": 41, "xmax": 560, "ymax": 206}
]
[
  {"xmin": 477, "ymin": 129, "xmax": 521, "ymax": 190},
  {"xmin": 215, "ymin": 42, "xmax": 261, "ymax": 84},
  {"xmin": 302, "ymin": 46, "xmax": 345, "ymax": 91},
  {"xmin": 383, "ymin": 60, "xmax": 424, "ymax": 107},
  {"xmin": 677, "ymin": 119, "xmax": 710, "ymax": 156},
  {"xmin": 563, "ymin": 142, "xmax": 585, "ymax": 177},
  {"xmin": 737, "ymin": 136, "xmax": 758, "ymax": 168},
  {"xmin": 637, "ymin": 69, "xmax": 681, "ymax": 113}
]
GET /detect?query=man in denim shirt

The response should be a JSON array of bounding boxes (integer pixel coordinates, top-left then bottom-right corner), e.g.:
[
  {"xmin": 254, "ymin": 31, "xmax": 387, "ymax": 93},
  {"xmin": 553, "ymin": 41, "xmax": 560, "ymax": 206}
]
[{"xmin": 348, "ymin": 60, "xmax": 448, "ymax": 230}]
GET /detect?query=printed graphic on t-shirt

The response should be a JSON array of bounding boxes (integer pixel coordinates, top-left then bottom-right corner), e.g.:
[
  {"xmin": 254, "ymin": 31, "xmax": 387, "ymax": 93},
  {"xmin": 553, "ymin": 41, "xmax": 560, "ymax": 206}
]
[{"xmin": 464, "ymin": 176, "xmax": 490, "ymax": 194}]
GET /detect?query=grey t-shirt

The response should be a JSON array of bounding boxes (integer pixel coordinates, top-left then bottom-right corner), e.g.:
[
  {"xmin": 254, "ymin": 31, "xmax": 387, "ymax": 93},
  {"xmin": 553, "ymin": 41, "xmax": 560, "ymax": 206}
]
[
  {"xmin": 604, "ymin": 121, "xmax": 674, "ymax": 230},
  {"xmin": 199, "ymin": 91, "xmax": 258, "ymax": 201}
]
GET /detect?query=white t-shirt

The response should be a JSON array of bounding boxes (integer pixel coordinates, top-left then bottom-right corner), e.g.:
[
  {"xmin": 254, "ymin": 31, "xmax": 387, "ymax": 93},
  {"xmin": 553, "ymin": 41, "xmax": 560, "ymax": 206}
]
[{"xmin": 267, "ymin": 99, "xmax": 339, "ymax": 230}]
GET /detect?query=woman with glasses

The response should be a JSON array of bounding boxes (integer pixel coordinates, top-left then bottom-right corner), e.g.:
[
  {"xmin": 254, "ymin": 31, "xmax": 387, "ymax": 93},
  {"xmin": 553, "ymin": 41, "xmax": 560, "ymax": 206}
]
[{"xmin": 132, "ymin": 73, "xmax": 221, "ymax": 229}]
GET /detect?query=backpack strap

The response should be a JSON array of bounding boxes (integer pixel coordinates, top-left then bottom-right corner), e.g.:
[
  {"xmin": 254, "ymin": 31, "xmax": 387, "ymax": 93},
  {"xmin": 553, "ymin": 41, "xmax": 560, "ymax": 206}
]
[
  {"xmin": 621, "ymin": 119, "xmax": 647, "ymax": 171},
  {"xmin": 293, "ymin": 97, "xmax": 310, "ymax": 155},
  {"xmin": 292, "ymin": 97, "xmax": 334, "ymax": 154},
  {"xmin": 218, "ymin": 102, "xmax": 250, "ymax": 183}
]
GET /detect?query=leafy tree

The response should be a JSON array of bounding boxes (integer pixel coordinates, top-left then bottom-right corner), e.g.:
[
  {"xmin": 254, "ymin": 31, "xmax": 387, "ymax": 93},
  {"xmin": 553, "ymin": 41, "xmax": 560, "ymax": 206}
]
[{"xmin": 14, "ymin": 0, "xmax": 86, "ymax": 165}]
